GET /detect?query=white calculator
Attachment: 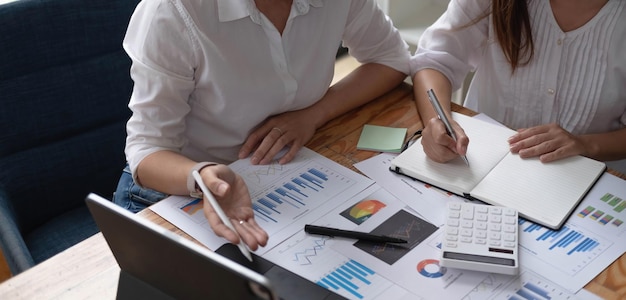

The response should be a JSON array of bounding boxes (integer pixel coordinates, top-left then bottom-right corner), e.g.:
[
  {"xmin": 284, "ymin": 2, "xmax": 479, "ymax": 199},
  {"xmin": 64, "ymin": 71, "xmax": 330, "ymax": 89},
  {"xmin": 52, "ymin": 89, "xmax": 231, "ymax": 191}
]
[{"xmin": 441, "ymin": 201, "xmax": 519, "ymax": 275}]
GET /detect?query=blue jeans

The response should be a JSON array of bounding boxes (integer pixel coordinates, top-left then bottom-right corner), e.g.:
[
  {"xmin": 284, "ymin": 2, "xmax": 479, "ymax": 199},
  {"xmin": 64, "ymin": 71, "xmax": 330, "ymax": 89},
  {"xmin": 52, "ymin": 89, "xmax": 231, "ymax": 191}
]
[{"xmin": 113, "ymin": 165, "xmax": 169, "ymax": 213}]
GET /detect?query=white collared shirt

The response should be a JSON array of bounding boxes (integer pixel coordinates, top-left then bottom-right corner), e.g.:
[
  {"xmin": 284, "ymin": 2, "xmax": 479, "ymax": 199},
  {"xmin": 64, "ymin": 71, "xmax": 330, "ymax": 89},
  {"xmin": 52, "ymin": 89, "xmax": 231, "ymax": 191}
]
[
  {"xmin": 123, "ymin": 0, "xmax": 410, "ymax": 176},
  {"xmin": 411, "ymin": 0, "xmax": 626, "ymax": 173}
]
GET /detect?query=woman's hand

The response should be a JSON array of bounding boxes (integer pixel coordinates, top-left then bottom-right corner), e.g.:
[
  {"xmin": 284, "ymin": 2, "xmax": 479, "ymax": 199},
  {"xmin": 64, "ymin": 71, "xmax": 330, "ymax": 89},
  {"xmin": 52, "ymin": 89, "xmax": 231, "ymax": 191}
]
[
  {"xmin": 421, "ymin": 116, "xmax": 469, "ymax": 163},
  {"xmin": 508, "ymin": 123, "xmax": 586, "ymax": 162},
  {"xmin": 199, "ymin": 164, "xmax": 269, "ymax": 250},
  {"xmin": 238, "ymin": 109, "xmax": 317, "ymax": 165}
]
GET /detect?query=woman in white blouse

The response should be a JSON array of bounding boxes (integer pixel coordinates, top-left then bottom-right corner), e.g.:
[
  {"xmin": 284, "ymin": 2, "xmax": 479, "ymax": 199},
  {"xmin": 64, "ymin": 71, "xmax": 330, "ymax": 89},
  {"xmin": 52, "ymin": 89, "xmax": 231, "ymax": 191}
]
[
  {"xmin": 411, "ymin": 0, "xmax": 626, "ymax": 173},
  {"xmin": 114, "ymin": 0, "xmax": 410, "ymax": 250}
]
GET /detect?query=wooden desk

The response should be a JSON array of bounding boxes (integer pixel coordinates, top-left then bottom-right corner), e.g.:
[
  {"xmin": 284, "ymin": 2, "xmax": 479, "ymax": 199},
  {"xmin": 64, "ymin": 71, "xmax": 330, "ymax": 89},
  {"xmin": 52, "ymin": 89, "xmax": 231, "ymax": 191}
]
[{"xmin": 0, "ymin": 83, "xmax": 624, "ymax": 299}]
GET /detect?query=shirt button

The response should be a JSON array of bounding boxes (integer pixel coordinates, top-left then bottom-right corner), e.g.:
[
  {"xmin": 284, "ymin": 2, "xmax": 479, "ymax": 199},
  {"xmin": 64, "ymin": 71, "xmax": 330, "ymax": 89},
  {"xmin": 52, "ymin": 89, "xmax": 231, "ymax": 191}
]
[
  {"xmin": 547, "ymin": 88, "xmax": 555, "ymax": 95},
  {"xmin": 557, "ymin": 39, "xmax": 562, "ymax": 45}
]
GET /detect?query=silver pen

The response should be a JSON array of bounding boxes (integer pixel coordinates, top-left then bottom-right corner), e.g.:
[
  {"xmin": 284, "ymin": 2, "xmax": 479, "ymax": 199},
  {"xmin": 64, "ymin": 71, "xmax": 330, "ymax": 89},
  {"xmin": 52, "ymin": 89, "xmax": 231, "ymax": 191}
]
[{"xmin": 426, "ymin": 89, "xmax": 469, "ymax": 166}]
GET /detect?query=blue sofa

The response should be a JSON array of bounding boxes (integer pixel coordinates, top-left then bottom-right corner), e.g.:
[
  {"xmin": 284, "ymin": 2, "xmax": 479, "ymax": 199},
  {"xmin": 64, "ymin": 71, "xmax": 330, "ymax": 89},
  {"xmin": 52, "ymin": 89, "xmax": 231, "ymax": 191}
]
[{"xmin": 0, "ymin": 0, "xmax": 139, "ymax": 275}]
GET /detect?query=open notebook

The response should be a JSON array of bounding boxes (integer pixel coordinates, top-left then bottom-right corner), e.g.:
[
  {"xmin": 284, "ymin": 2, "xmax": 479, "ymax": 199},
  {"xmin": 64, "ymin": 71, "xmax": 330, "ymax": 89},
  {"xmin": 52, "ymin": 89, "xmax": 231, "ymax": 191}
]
[{"xmin": 390, "ymin": 113, "xmax": 606, "ymax": 229}]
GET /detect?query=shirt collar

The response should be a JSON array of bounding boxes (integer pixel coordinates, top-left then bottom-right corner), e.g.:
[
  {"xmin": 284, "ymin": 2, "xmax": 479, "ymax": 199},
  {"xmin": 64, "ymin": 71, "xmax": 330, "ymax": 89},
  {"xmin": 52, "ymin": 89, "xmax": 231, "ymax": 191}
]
[{"xmin": 217, "ymin": 0, "xmax": 323, "ymax": 23}]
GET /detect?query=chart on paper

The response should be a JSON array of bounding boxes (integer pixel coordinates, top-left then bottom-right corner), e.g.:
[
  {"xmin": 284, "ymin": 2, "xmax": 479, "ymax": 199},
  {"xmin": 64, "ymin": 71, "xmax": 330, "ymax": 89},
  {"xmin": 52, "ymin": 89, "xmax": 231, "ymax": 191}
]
[
  {"xmin": 519, "ymin": 219, "xmax": 609, "ymax": 275},
  {"xmin": 264, "ymin": 231, "xmax": 398, "ymax": 300},
  {"xmin": 228, "ymin": 148, "xmax": 372, "ymax": 237}
]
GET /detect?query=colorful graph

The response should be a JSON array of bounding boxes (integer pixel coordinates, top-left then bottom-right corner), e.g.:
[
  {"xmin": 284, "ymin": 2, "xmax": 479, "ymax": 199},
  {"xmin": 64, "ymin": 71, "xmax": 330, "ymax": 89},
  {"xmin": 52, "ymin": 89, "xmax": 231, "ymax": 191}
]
[
  {"xmin": 177, "ymin": 198, "xmax": 206, "ymax": 224},
  {"xmin": 180, "ymin": 198, "xmax": 203, "ymax": 215},
  {"xmin": 416, "ymin": 259, "xmax": 446, "ymax": 278},
  {"xmin": 341, "ymin": 199, "xmax": 387, "ymax": 225},
  {"xmin": 576, "ymin": 192, "xmax": 625, "ymax": 227}
]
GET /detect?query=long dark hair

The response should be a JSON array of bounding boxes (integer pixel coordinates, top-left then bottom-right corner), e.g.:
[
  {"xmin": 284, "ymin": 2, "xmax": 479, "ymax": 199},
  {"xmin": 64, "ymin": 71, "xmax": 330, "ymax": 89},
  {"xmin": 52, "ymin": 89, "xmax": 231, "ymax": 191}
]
[{"xmin": 492, "ymin": 0, "xmax": 534, "ymax": 71}]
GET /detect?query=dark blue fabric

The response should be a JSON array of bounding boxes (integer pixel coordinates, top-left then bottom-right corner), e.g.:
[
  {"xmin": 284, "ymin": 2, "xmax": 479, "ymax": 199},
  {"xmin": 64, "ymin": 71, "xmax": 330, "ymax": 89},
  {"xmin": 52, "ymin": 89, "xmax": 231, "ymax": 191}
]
[{"xmin": 0, "ymin": 0, "xmax": 139, "ymax": 275}]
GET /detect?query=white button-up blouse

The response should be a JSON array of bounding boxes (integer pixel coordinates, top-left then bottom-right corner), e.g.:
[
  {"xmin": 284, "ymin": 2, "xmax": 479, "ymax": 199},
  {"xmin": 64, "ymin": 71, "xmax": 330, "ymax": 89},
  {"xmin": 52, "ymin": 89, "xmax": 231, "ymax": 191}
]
[
  {"xmin": 411, "ymin": 0, "xmax": 626, "ymax": 173},
  {"xmin": 122, "ymin": 0, "xmax": 410, "ymax": 177}
]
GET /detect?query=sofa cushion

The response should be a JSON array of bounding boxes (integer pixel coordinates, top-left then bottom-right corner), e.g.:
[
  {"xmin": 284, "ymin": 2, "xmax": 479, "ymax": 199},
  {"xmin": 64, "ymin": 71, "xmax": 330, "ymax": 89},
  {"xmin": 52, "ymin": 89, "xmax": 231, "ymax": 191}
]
[{"xmin": 0, "ymin": 0, "xmax": 139, "ymax": 269}]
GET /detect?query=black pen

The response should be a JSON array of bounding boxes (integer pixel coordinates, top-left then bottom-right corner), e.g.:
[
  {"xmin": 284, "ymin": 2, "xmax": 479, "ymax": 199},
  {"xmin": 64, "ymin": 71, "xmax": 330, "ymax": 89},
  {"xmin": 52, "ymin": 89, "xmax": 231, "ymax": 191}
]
[{"xmin": 304, "ymin": 224, "xmax": 407, "ymax": 244}]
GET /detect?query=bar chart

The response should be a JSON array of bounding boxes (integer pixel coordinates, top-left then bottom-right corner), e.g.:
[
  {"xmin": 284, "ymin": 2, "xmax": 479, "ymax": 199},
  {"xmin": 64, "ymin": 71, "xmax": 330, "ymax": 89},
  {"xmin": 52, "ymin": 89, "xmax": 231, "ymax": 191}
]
[
  {"xmin": 265, "ymin": 231, "xmax": 395, "ymax": 300},
  {"xmin": 519, "ymin": 219, "xmax": 609, "ymax": 275},
  {"xmin": 250, "ymin": 165, "xmax": 355, "ymax": 226},
  {"xmin": 498, "ymin": 271, "xmax": 575, "ymax": 300},
  {"xmin": 575, "ymin": 192, "xmax": 625, "ymax": 236}
]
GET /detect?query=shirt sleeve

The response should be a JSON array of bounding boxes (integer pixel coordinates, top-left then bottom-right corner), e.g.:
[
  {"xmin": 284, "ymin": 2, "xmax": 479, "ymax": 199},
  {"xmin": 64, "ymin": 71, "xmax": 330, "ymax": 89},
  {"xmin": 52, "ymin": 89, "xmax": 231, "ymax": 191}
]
[
  {"xmin": 342, "ymin": 0, "xmax": 411, "ymax": 75},
  {"xmin": 122, "ymin": 0, "xmax": 197, "ymax": 180},
  {"xmin": 410, "ymin": 0, "xmax": 490, "ymax": 91}
]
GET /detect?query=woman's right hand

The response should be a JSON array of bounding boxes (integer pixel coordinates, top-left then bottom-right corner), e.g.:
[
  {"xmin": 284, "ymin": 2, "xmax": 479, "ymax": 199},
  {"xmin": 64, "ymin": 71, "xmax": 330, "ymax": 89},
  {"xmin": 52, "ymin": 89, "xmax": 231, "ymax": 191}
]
[
  {"xmin": 198, "ymin": 164, "xmax": 269, "ymax": 250},
  {"xmin": 421, "ymin": 116, "xmax": 469, "ymax": 163}
]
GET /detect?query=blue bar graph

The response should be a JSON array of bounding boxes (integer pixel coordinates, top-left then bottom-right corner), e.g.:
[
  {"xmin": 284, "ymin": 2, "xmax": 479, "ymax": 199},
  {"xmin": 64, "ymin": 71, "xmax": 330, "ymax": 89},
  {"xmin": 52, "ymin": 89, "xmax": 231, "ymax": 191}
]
[
  {"xmin": 308, "ymin": 168, "xmax": 328, "ymax": 181},
  {"xmin": 250, "ymin": 166, "xmax": 355, "ymax": 229},
  {"xmin": 316, "ymin": 259, "xmax": 375, "ymax": 299},
  {"xmin": 300, "ymin": 173, "xmax": 324, "ymax": 188},
  {"xmin": 520, "ymin": 219, "xmax": 600, "ymax": 256},
  {"xmin": 292, "ymin": 177, "xmax": 319, "ymax": 192},
  {"xmin": 523, "ymin": 282, "xmax": 551, "ymax": 299}
]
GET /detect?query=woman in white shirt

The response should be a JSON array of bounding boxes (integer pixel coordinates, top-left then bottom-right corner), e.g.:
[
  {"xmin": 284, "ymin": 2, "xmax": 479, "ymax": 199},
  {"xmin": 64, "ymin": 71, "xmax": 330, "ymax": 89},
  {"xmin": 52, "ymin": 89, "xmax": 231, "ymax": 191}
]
[
  {"xmin": 411, "ymin": 0, "xmax": 626, "ymax": 173},
  {"xmin": 114, "ymin": 0, "xmax": 410, "ymax": 250}
]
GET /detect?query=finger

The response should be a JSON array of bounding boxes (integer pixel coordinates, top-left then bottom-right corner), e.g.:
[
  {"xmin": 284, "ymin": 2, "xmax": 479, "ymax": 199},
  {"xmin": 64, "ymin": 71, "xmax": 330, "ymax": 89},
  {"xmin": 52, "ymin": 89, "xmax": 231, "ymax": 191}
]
[
  {"xmin": 239, "ymin": 129, "xmax": 265, "ymax": 160},
  {"xmin": 451, "ymin": 123, "xmax": 469, "ymax": 156},
  {"xmin": 203, "ymin": 204, "xmax": 240, "ymax": 244},
  {"xmin": 510, "ymin": 133, "xmax": 546, "ymax": 154},
  {"xmin": 250, "ymin": 127, "xmax": 284, "ymax": 165},
  {"xmin": 243, "ymin": 218, "xmax": 269, "ymax": 247},
  {"xmin": 232, "ymin": 219, "xmax": 260, "ymax": 250},
  {"xmin": 234, "ymin": 219, "xmax": 269, "ymax": 250},
  {"xmin": 277, "ymin": 142, "xmax": 302, "ymax": 164},
  {"xmin": 198, "ymin": 165, "xmax": 231, "ymax": 197}
]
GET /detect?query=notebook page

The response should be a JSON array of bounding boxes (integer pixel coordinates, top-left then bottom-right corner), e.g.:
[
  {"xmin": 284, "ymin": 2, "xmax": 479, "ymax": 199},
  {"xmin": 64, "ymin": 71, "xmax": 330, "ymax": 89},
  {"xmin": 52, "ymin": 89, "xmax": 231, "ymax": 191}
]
[
  {"xmin": 390, "ymin": 113, "xmax": 514, "ymax": 195},
  {"xmin": 470, "ymin": 154, "xmax": 606, "ymax": 229}
]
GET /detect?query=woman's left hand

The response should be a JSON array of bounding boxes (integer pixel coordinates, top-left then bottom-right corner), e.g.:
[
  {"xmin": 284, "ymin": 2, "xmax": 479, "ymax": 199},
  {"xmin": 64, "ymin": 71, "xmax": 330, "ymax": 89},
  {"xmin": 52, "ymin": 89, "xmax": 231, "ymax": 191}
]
[
  {"xmin": 508, "ymin": 123, "xmax": 587, "ymax": 162},
  {"xmin": 238, "ymin": 109, "xmax": 317, "ymax": 165}
]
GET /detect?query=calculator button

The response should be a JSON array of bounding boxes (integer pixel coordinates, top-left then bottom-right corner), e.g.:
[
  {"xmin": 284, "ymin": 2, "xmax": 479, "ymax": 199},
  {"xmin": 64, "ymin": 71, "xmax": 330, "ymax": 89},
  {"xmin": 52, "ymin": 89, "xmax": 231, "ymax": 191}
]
[
  {"xmin": 475, "ymin": 222, "xmax": 488, "ymax": 230},
  {"xmin": 462, "ymin": 206, "xmax": 474, "ymax": 219},
  {"xmin": 490, "ymin": 215, "xmax": 502, "ymax": 223},
  {"xmin": 446, "ymin": 235, "xmax": 458, "ymax": 241},
  {"xmin": 461, "ymin": 220, "xmax": 473, "ymax": 228},
  {"xmin": 504, "ymin": 234, "xmax": 516, "ymax": 242},
  {"xmin": 449, "ymin": 202, "xmax": 462, "ymax": 210},
  {"xmin": 504, "ymin": 242, "xmax": 516, "ymax": 248},
  {"xmin": 475, "ymin": 205, "xmax": 488, "ymax": 213},
  {"xmin": 442, "ymin": 202, "xmax": 518, "ymax": 275}
]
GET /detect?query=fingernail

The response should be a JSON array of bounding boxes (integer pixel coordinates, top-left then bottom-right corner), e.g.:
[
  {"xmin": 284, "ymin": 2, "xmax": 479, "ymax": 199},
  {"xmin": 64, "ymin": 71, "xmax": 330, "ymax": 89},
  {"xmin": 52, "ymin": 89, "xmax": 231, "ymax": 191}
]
[
  {"xmin": 250, "ymin": 157, "xmax": 259, "ymax": 164},
  {"xmin": 216, "ymin": 183, "xmax": 227, "ymax": 195}
]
